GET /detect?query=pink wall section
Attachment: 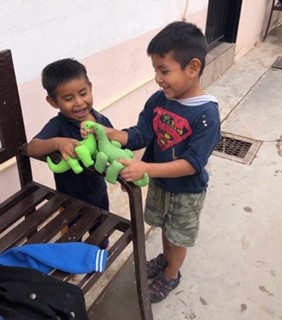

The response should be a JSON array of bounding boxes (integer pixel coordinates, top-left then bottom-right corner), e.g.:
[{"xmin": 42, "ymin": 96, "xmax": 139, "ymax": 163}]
[
  {"xmin": 184, "ymin": 9, "xmax": 208, "ymax": 34},
  {"xmin": 19, "ymin": 29, "xmax": 159, "ymax": 142},
  {"xmin": 83, "ymin": 30, "xmax": 157, "ymax": 110},
  {"xmin": 235, "ymin": 0, "xmax": 274, "ymax": 60},
  {"xmin": 1, "ymin": 29, "xmax": 161, "ymax": 201},
  {"xmin": 0, "ymin": 163, "xmax": 21, "ymax": 200},
  {"xmin": 19, "ymin": 80, "xmax": 55, "ymax": 142}
]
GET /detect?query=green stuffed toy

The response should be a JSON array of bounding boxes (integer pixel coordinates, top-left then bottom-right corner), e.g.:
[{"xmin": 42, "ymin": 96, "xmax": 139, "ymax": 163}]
[
  {"xmin": 83, "ymin": 121, "xmax": 149, "ymax": 187},
  {"xmin": 46, "ymin": 132, "xmax": 97, "ymax": 174},
  {"xmin": 47, "ymin": 121, "xmax": 149, "ymax": 187}
]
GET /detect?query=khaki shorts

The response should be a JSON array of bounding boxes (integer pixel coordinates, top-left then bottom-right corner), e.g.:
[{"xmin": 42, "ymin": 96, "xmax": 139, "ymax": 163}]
[{"xmin": 144, "ymin": 180, "xmax": 206, "ymax": 247}]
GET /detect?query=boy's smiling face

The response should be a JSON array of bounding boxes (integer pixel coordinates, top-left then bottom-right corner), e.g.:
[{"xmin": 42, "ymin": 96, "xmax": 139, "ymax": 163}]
[
  {"xmin": 47, "ymin": 76, "xmax": 93, "ymax": 122},
  {"xmin": 151, "ymin": 52, "xmax": 203, "ymax": 100}
]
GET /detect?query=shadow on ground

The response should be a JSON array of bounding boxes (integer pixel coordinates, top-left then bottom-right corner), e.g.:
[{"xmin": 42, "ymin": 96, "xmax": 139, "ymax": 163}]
[{"xmin": 88, "ymin": 255, "xmax": 142, "ymax": 320}]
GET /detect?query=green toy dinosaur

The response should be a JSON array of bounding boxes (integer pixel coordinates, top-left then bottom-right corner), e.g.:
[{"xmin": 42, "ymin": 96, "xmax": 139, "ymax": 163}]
[
  {"xmin": 47, "ymin": 133, "xmax": 97, "ymax": 174},
  {"xmin": 83, "ymin": 121, "xmax": 149, "ymax": 187}
]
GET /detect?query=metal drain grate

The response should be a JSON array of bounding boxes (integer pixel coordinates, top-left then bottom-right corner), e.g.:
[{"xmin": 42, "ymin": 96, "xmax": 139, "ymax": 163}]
[
  {"xmin": 213, "ymin": 132, "xmax": 262, "ymax": 164},
  {"xmin": 271, "ymin": 56, "xmax": 282, "ymax": 69}
]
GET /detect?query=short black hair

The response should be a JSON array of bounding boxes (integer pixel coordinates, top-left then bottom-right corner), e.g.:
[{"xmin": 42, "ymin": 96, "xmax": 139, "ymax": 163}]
[
  {"xmin": 42, "ymin": 58, "xmax": 90, "ymax": 100},
  {"xmin": 147, "ymin": 21, "xmax": 208, "ymax": 75}
]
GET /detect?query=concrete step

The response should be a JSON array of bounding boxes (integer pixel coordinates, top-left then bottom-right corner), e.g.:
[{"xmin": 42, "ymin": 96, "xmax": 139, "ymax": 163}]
[{"xmin": 202, "ymin": 42, "xmax": 235, "ymax": 88}]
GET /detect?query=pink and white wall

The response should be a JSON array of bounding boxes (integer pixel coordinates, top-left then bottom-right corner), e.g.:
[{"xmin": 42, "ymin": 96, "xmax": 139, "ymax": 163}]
[{"xmin": 0, "ymin": 0, "xmax": 281, "ymax": 201}]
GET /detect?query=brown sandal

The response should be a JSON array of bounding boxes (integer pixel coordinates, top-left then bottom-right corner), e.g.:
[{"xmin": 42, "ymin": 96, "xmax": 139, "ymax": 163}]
[
  {"xmin": 146, "ymin": 254, "xmax": 168, "ymax": 279},
  {"xmin": 149, "ymin": 271, "xmax": 181, "ymax": 303}
]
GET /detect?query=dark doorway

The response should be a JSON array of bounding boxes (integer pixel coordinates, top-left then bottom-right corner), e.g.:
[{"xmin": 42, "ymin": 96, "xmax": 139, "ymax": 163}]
[{"xmin": 205, "ymin": 0, "xmax": 242, "ymax": 50}]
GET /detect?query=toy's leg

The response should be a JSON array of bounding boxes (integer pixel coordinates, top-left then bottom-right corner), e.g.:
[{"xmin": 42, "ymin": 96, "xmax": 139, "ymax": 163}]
[
  {"xmin": 67, "ymin": 158, "xmax": 83, "ymax": 174},
  {"xmin": 134, "ymin": 173, "xmax": 150, "ymax": 187},
  {"xmin": 47, "ymin": 156, "xmax": 70, "ymax": 173},
  {"xmin": 75, "ymin": 146, "xmax": 94, "ymax": 168},
  {"xmin": 95, "ymin": 152, "xmax": 108, "ymax": 174},
  {"xmin": 124, "ymin": 149, "xmax": 133, "ymax": 158},
  {"xmin": 106, "ymin": 160, "xmax": 124, "ymax": 184}
]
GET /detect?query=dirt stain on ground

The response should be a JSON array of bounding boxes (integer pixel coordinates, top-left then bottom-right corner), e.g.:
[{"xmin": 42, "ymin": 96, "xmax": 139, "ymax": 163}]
[
  {"xmin": 259, "ymin": 285, "xmax": 274, "ymax": 296},
  {"xmin": 241, "ymin": 303, "xmax": 247, "ymax": 312},
  {"xmin": 199, "ymin": 297, "xmax": 207, "ymax": 305}
]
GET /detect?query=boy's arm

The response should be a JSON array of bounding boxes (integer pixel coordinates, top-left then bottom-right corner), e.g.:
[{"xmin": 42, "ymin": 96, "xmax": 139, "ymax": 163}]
[
  {"xmin": 27, "ymin": 137, "xmax": 80, "ymax": 160},
  {"xmin": 105, "ymin": 127, "xmax": 129, "ymax": 146},
  {"xmin": 119, "ymin": 158, "xmax": 196, "ymax": 181},
  {"xmin": 118, "ymin": 104, "xmax": 221, "ymax": 181}
]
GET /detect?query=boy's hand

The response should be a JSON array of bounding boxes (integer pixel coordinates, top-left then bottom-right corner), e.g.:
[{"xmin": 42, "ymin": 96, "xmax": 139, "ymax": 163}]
[
  {"xmin": 55, "ymin": 137, "xmax": 80, "ymax": 160},
  {"xmin": 80, "ymin": 121, "xmax": 95, "ymax": 139},
  {"xmin": 118, "ymin": 159, "xmax": 147, "ymax": 182},
  {"xmin": 80, "ymin": 122, "xmax": 112, "ymax": 139}
]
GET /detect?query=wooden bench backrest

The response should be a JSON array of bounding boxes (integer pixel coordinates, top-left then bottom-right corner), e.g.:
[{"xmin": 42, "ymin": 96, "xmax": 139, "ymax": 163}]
[{"xmin": 0, "ymin": 49, "xmax": 32, "ymax": 186}]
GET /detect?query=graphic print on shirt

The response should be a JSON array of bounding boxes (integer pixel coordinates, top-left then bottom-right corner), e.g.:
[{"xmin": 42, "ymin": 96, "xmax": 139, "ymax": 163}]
[{"xmin": 153, "ymin": 107, "xmax": 192, "ymax": 151}]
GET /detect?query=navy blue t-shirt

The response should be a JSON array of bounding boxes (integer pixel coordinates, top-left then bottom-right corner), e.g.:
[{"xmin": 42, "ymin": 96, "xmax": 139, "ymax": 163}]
[
  {"xmin": 125, "ymin": 91, "xmax": 221, "ymax": 193},
  {"xmin": 35, "ymin": 109, "xmax": 113, "ymax": 207}
]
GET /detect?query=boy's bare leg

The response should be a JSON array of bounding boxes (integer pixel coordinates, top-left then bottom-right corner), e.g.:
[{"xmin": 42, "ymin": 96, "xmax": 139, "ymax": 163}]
[{"xmin": 162, "ymin": 230, "xmax": 187, "ymax": 279}]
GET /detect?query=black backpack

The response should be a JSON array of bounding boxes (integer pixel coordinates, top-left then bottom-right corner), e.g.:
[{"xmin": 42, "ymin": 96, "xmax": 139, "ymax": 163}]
[{"xmin": 0, "ymin": 266, "xmax": 88, "ymax": 320}]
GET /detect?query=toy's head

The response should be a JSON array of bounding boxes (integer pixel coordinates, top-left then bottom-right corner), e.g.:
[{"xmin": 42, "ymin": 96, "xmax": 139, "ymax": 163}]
[
  {"xmin": 83, "ymin": 121, "xmax": 105, "ymax": 140},
  {"xmin": 83, "ymin": 120, "xmax": 97, "ymax": 130}
]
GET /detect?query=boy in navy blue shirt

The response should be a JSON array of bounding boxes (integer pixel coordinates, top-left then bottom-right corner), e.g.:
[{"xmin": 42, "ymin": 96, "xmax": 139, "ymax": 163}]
[
  {"xmin": 100, "ymin": 21, "xmax": 221, "ymax": 302},
  {"xmin": 27, "ymin": 59, "xmax": 112, "ymax": 248}
]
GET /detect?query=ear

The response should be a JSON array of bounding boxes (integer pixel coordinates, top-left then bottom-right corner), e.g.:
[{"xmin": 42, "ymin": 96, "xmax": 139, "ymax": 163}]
[
  {"xmin": 46, "ymin": 95, "xmax": 58, "ymax": 109},
  {"xmin": 187, "ymin": 58, "xmax": 202, "ymax": 77}
]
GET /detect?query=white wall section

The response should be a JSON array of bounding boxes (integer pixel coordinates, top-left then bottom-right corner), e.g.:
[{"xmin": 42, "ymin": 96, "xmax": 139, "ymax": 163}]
[{"xmin": 0, "ymin": 0, "xmax": 186, "ymax": 83}]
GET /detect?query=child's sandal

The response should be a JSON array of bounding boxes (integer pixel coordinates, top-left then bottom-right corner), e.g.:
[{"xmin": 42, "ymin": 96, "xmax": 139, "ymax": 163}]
[
  {"xmin": 146, "ymin": 253, "xmax": 168, "ymax": 279},
  {"xmin": 149, "ymin": 271, "xmax": 181, "ymax": 303}
]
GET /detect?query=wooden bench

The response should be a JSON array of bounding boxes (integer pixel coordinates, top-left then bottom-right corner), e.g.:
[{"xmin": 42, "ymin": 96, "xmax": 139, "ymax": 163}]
[{"xmin": 0, "ymin": 49, "xmax": 153, "ymax": 320}]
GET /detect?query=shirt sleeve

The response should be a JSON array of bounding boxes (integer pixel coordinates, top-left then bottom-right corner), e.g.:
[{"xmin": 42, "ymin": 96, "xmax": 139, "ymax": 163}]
[
  {"xmin": 179, "ymin": 104, "xmax": 221, "ymax": 175},
  {"xmin": 34, "ymin": 117, "xmax": 62, "ymax": 139}
]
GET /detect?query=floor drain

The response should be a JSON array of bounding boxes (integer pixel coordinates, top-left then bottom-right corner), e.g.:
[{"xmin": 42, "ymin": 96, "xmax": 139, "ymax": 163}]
[
  {"xmin": 271, "ymin": 56, "xmax": 282, "ymax": 69},
  {"xmin": 213, "ymin": 132, "xmax": 262, "ymax": 164}
]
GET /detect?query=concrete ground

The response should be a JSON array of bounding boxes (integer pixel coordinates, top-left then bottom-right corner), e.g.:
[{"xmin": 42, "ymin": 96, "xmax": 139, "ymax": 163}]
[{"xmin": 88, "ymin": 27, "xmax": 282, "ymax": 320}]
